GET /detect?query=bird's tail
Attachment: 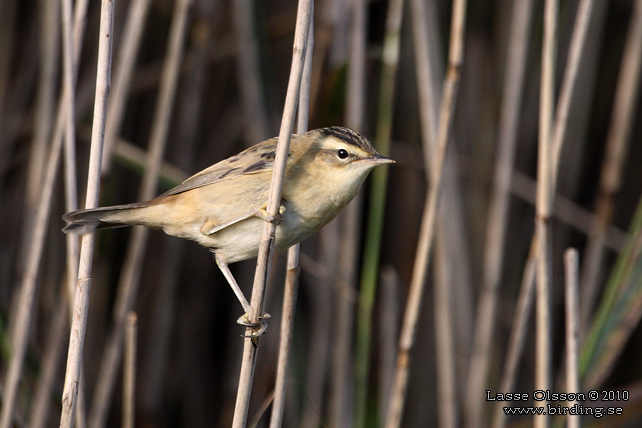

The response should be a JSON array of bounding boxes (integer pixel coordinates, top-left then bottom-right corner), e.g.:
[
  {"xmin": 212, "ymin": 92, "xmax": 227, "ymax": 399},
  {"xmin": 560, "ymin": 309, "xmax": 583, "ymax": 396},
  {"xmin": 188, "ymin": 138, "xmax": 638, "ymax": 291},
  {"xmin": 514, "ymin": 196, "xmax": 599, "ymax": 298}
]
[{"xmin": 62, "ymin": 201, "xmax": 152, "ymax": 234}]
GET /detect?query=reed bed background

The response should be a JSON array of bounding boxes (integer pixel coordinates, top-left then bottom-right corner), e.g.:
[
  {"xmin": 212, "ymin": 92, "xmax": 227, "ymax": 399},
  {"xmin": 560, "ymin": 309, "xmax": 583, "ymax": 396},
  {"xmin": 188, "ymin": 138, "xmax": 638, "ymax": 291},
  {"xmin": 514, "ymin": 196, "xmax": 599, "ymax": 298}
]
[{"xmin": 1, "ymin": 0, "xmax": 642, "ymax": 427}]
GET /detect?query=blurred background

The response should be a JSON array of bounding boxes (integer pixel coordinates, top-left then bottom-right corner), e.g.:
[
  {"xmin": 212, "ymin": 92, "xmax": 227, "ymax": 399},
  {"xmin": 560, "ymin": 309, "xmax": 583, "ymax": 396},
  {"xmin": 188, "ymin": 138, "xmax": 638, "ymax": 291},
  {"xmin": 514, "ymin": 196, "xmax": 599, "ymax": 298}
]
[{"xmin": 1, "ymin": 0, "xmax": 642, "ymax": 426}]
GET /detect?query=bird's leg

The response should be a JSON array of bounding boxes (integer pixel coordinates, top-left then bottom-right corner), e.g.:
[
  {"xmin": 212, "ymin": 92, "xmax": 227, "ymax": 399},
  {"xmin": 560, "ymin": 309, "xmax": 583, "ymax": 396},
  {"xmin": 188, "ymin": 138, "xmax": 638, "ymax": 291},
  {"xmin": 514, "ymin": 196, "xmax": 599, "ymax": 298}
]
[
  {"xmin": 215, "ymin": 257, "xmax": 250, "ymax": 311},
  {"xmin": 214, "ymin": 256, "xmax": 270, "ymax": 335}
]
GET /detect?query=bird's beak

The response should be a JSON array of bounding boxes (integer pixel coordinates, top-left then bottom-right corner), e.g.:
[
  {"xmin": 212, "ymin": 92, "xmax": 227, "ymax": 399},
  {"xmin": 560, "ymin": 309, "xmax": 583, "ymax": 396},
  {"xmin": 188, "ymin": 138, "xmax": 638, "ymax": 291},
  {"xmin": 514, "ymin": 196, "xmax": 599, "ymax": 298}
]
[{"xmin": 368, "ymin": 154, "xmax": 395, "ymax": 165}]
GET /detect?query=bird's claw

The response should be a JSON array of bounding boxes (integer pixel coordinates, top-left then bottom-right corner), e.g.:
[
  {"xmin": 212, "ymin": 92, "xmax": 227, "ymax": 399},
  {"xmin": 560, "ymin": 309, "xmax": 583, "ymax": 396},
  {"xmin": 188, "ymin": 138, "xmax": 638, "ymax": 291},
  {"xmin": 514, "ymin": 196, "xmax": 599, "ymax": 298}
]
[
  {"xmin": 237, "ymin": 312, "xmax": 271, "ymax": 337},
  {"xmin": 256, "ymin": 205, "xmax": 286, "ymax": 225}
]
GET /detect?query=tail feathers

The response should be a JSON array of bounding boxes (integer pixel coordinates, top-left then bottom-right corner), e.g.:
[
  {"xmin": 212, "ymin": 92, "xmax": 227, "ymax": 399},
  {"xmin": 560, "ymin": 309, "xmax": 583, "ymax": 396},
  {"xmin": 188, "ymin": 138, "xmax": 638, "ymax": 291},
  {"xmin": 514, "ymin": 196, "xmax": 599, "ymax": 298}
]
[{"xmin": 62, "ymin": 201, "xmax": 151, "ymax": 234}]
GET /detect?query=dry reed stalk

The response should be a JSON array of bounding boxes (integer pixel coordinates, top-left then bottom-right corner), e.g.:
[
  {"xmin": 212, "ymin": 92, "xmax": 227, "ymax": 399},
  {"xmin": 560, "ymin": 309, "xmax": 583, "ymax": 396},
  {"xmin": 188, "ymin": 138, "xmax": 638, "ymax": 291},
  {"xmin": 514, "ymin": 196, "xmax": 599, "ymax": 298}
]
[
  {"xmin": 232, "ymin": 1, "xmax": 312, "ymax": 426},
  {"xmin": 249, "ymin": 391, "xmax": 276, "ymax": 428},
  {"xmin": 3, "ymin": 20, "xmax": 56, "ymax": 428},
  {"xmin": 88, "ymin": 0, "xmax": 194, "ymax": 426},
  {"xmin": 534, "ymin": 1, "xmax": 557, "ymax": 427},
  {"xmin": 26, "ymin": 0, "xmax": 59, "ymax": 211},
  {"xmin": 61, "ymin": 0, "xmax": 79, "ymax": 315},
  {"xmin": 384, "ymin": 0, "xmax": 467, "ymax": 426},
  {"xmin": 268, "ymin": 249, "xmax": 300, "ymax": 428},
  {"xmin": 580, "ymin": 197, "xmax": 642, "ymax": 389},
  {"xmin": 59, "ymin": 1, "xmax": 114, "ymax": 427},
  {"xmin": 355, "ymin": 0, "xmax": 404, "ymax": 424},
  {"xmin": 10, "ymin": 0, "xmax": 89, "ymax": 318},
  {"xmin": 383, "ymin": 114, "xmax": 439, "ymax": 428},
  {"xmin": 138, "ymin": 0, "xmax": 215, "ymax": 413},
  {"xmin": 29, "ymin": 295, "xmax": 69, "ymax": 428},
  {"xmin": 580, "ymin": 0, "xmax": 642, "ymax": 329},
  {"xmin": 550, "ymin": 0, "xmax": 596, "ymax": 175},
  {"xmin": 62, "ymin": 0, "xmax": 94, "ymax": 425},
  {"xmin": 138, "ymin": 241, "xmax": 183, "ymax": 412},
  {"xmin": 1, "ymin": 0, "xmax": 63, "ymax": 422},
  {"xmin": 110, "ymin": 136, "xmax": 189, "ymax": 184},
  {"xmin": 328, "ymin": 0, "xmax": 367, "ymax": 423},
  {"xmin": 510, "ymin": 170, "xmax": 627, "ymax": 252},
  {"xmin": 430, "ymin": 2, "xmax": 468, "ymax": 427},
  {"xmin": 534, "ymin": 0, "xmax": 594, "ymax": 424},
  {"xmin": 345, "ymin": 0, "xmax": 366, "ymax": 131},
  {"xmin": 101, "ymin": 0, "xmax": 153, "ymax": 173},
  {"xmin": 123, "ymin": 312, "xmax": 138, "ymax": 428},
  {"xmin": 433, "ymin": 234, "xmax": 458, "ymax": 428},
  {"xmin": 18, "ymin": 3, "xmax": 59, "ymax": 342},
  {"xmin": 301, "ymin": 233, "xmax": 334, "ymax": 428},
  {"xmin": 378, "ymin": 267, "xmax": 400, "ymax": 425},
  {"xmin": 491, "ymin": 3, "xmax": 598, "ymax": 425},
  {"xmin": 473, "ymin": 0, "xmax": 595, "ymax": 423},
  {"xmin": 59, "ymin": 26, "xmax": 85, "ymax": 428},
  {"xmin": 232, "ymin": 0, "xmax": 271, "ymax": 142},
  {"xmin": 269, "ymin": 11, "xmax": 312, "ymax": 427},
  {"xmin": 410, "ymin": 0, "xmax": 473, "ymax": 396},
  {"xmin": 409, "ymin": 0, "xmax": 439, "ymax": 155},
  {"xmin": 465, "ymin": 0, "xmax": 534, "ymax": 424},
  {"xmin": 490, "ymin": 239, "xmax": 537, "ymax": 428},
  {"xmin": 11, "ymin": 0, "xmax": 90, "ymax": 318},
  {"xmin": 564, "ymin": 249, "xmax": 581, "ymax": 428},
  {"xmin": 330, "ymin": 203, "xmax": 360, "ymax": 425},
  {"xmin": 0, "ymin": 0, "xmax": 92, "ymax": 424}
]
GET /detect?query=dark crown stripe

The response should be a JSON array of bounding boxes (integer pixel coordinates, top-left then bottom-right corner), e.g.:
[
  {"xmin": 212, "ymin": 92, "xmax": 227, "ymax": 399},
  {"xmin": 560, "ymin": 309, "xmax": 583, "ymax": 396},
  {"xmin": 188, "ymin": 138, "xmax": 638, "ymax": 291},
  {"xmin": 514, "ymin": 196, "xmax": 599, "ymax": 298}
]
[{"xmin": 318, "ymin": 126, "xmax": 375, "ymax": 153}]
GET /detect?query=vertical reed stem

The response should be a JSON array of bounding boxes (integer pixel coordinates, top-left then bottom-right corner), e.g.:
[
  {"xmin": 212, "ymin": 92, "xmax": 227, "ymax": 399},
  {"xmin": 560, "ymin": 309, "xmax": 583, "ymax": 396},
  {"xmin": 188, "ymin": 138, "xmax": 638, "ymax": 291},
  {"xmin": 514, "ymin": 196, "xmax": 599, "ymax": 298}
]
[
  {"xmin": 534, "ymin": 1, "xmax": 557, "ymax": 427},
  {"xmin": 269, "ymin": 10, "xmax": 313, "ymax": 428},
  {"xmin": 466, "ymin": 0, "xmax": 534, "ymax": 423},
  {"xmin": 385, "ymin": 0, "xmax": 467, "ymax": 426},
  {"xmin": 564, "ymin": 249, "xmax": 580, "ymax": 428},
  {"xmin": 123, "ymin": 313, "xmax": 138, "ymax": 428},
  {"xmin": 355, "ymin": 0, "xmax": 403, "ymax": 424},
  {"xmin": 232, "ymin": 2, "xmax": 312, "ymax": 426},
  {"xmin": 59, "ymin": 1, "xmax": 114, "ymax": 426},
  {"xmin": 88, "ymin": 0, "xmax": 194, "ymax": 425}
]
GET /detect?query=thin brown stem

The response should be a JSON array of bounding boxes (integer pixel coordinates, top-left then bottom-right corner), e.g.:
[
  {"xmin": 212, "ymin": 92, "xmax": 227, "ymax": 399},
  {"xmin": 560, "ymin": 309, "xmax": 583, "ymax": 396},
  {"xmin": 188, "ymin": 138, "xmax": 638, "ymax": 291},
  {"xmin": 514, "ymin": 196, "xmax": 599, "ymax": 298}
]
[
  {"xmin": 355, "ymin": 0, "xmax": 404, "ymax": 423},
  {"xmin": 26, "ymin": 0, "xmax": 59, "ymax": 210},
  {"xmin": 269, "ymin": 10, "xmax": 313, "ymax": 427},
  {"xmin": 490, "ymin": 238, "xmax": 537, "ymax": 428},
  {"xmin": 60, "ymin": 1, "xmax": 114, "ymax": 426},
  {"xmin": 268, "ymin": 248, "xmax": 300, "ymax": 428},
  {"xmin": 29, "ymin": 294, "xmax": 69, "ymax": 428},
  {"xmin": 580, "ymin": 0, "xmax": 642, "ymax": 329},
  {"xmin": 410, "ymin": 1, "xmax": 473, "ymax": 408},
  {"xmin": 232, "ymin": 0, "xmax": 271, "ymax": 142},
  {"xmin": 550, "ymin": 0, "xmax": 596, "ymax": 176},
  {"xmin": 510, "ymin": 170, "xmax": 627, "ymax": 252},
  {"xmin": 329, "ymin": 0, "xmax": 367, "ymax": 423},
  {"xmin": 102, "ymin": 0, "xmax": 153, "ymax": 173},
  {"xmin": 564, "ymin": 249, "xmax": 581, "ymax": 428},
  {"xmin": 385, "ymin": 0, "xmax": 467, "ymax": 426},
  {"xmin": 88, "ymin": 0, "xmax": 194, "ymax": 426},
  {"xmin": 534, "ymin": 1, "xmax": 557, "ymax": 427},
  {"xmin": 232, "ymin": 1, "xmax": 312, "ymax": 426},
  {"xmin": 466, "ymin": 0, "xmax": 534, "ymax": 424},
  {"xmin": 0, "ymin": 0, "xmax": 74, "ymax": 425},
  {"xmin": 61, "ymin": 0, "xmax": 79, "ymax": 287},
  {"xmin": 123, "ymin": 313, "xmax": 138, "ymax": 428}
]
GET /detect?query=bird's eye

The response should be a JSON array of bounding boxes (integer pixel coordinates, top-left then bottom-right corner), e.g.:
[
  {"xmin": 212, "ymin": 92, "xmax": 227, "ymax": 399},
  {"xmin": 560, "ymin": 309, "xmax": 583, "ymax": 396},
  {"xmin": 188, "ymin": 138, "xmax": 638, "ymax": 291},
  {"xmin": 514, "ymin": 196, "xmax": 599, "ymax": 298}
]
[{"xmin": 337, "ymin": 149, "xmax": 349, "ymax": 159}]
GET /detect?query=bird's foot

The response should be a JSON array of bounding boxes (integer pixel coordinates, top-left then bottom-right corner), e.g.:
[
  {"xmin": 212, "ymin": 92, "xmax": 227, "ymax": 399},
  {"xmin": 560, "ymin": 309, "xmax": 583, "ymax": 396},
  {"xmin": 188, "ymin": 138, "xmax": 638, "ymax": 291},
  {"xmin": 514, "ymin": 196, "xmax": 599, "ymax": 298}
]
[
  {"xmin": 237, "ymin": 312, "xmax": 271, "ymax": 337},
  {"xmin": 256, "ymin": 204, "xmax": 286, "ymax": 225}
]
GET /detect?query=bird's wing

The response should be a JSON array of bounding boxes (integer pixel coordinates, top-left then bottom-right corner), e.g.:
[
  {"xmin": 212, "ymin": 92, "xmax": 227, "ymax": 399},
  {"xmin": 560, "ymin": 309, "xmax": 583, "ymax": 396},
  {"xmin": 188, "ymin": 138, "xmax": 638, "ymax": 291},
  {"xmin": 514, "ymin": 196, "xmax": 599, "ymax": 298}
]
[{"xmin": 156, "ymin": 137, "xmax": 280, "ymax": 198}]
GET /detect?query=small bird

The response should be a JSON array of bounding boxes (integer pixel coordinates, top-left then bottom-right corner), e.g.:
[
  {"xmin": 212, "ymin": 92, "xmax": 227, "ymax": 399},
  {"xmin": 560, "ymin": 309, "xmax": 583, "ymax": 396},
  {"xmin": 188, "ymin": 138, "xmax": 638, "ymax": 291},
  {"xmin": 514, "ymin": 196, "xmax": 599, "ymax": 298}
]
[{"xmin": 63, "ymin": 126, "xmax": 393, "ymax": 330}]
